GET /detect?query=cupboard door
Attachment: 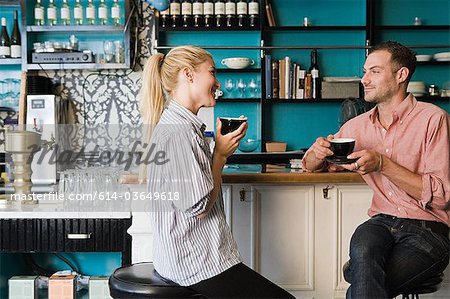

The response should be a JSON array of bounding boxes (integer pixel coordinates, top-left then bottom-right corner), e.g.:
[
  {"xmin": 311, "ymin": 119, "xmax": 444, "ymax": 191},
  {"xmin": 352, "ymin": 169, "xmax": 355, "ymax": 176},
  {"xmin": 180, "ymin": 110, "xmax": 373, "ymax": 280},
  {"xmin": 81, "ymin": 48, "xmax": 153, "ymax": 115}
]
[{"xmin": 254, "ymin": 185, "xmax": 315, "ymax": 291}]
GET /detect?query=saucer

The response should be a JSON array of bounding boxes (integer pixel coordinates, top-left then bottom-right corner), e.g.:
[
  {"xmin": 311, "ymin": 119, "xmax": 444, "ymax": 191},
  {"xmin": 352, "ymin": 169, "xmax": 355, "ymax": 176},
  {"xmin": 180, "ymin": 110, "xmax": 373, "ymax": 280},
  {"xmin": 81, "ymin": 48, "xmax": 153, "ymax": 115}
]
[{"xmin": 325, "ymin": 156, "xmax": 358, "ymax": 164}]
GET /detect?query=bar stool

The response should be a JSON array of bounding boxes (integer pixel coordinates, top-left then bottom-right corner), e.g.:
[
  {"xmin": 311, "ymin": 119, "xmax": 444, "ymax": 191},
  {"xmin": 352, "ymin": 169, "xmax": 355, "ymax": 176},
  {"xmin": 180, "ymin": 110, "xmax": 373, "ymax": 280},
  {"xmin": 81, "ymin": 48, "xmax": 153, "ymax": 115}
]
[
  {"xmin": 343, "ymin": 261, "xmax": 444, "ymax": 299},
  {"xmin": 109, "ymin": 262, "xmax": 203, "ymax": 298}
]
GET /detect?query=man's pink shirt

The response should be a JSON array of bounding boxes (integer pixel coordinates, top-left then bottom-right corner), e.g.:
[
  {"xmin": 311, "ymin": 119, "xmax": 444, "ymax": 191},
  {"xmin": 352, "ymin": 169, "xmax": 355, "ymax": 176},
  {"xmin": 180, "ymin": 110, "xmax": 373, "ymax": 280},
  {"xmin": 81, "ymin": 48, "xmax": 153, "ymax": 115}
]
[{"xmin": 303, "ymin": 94, "xmax": 450, "ymax": 225}]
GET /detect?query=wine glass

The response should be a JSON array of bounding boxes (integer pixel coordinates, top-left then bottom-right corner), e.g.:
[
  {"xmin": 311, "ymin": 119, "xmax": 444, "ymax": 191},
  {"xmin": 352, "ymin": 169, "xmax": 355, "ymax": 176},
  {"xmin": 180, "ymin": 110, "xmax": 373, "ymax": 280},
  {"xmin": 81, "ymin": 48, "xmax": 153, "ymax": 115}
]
[
  {"xmin": 103, "ymin": 40, "xmax": 115, "ymax": 63},
  {"xmin": 236, "ymin": 79, "xmax": 246, "ymax": 98},
  {"xmin": 247, "ymin": 79, "xmax": 259, "ymax": 98},
  {"xmin": 224, "ymin": 79, "xmax": 234, "ymax": 98}
]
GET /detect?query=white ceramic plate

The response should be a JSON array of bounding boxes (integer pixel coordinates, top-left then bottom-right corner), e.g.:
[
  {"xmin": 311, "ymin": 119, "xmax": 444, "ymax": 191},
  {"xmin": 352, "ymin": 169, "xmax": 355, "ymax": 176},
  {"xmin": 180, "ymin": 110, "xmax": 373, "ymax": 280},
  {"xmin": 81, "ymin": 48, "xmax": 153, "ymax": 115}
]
[
  {"xmin": 433, "ymin": 52, "xmax": 450, "ymax": 59},
  {"xmin": 435, "ymin": 57, "xmax": 450, "ymax": 62},
  {"xmin": 416, "ymin": 55, "xmax": 432, "ymax": 62}
]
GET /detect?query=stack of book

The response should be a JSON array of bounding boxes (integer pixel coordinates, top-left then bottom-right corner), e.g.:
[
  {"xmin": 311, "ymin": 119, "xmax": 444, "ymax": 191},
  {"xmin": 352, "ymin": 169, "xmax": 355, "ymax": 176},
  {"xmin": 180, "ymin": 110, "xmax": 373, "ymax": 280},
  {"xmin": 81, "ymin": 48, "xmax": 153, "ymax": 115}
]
[{"xmin": 265, "ymin": 55, "xmax": 309, "ymax": 100}]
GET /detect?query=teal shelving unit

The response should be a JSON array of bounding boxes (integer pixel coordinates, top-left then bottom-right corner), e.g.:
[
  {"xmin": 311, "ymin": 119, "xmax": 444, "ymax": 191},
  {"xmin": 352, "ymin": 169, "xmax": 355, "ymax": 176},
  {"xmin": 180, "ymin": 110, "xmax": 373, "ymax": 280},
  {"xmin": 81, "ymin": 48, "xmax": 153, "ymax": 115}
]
[{"xmin": 153, "ymin": 0, "xmax": 450, "ymax": 151}]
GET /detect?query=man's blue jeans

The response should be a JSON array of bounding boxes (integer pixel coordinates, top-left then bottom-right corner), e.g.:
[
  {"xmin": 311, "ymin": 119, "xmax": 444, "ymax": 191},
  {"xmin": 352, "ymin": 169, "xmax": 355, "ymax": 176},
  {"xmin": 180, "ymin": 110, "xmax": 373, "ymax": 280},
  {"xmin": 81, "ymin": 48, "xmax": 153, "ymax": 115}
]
[{"xmin": 345, "ymin": 214, "xmax": 449, "ymax": 299}]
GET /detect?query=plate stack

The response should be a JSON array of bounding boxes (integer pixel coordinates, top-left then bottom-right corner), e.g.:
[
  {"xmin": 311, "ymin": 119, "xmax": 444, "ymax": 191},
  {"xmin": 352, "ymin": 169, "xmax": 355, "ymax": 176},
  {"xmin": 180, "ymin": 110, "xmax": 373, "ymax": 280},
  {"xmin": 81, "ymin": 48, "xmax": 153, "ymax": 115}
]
[
  {"xmin": 433, "ymin": 52, "xmax": 450, "ymax": 62},
  {"xmin": 407, "ymin": 81, "xmax": 426, "ymax": 97}
]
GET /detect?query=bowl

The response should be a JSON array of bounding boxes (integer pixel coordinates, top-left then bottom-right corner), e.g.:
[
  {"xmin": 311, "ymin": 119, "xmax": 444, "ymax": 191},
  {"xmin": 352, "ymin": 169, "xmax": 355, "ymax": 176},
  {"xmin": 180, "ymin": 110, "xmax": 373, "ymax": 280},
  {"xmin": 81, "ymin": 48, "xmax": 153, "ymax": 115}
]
[
  {"xmin": 416, "ymin": 54, "xmax": 432, "ymax": 62},
  {"xmin": 221, "ymin": 57, "xmax": 254, "ymax": 69},
  {"xmin": 238, "ymin": 139, "xmax": 260, "ymax": 152}
]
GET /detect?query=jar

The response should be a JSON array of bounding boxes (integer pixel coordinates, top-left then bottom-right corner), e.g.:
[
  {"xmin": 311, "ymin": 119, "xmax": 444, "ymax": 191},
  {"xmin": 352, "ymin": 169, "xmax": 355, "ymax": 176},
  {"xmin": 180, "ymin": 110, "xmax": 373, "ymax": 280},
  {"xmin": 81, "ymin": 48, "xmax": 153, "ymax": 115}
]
[{"xmin": 428, "ymin": 85, "xmax": 439, "ymax": 96}]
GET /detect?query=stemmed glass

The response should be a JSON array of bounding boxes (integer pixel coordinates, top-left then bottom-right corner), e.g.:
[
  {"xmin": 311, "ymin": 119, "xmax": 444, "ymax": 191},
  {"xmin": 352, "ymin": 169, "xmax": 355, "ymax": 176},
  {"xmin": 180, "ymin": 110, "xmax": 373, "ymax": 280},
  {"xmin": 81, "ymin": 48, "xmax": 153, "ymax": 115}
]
[
  {"xmin": 248, "ymin": 79, "xmax": 259, "ymax": 98},
  {"xmin": 224, "ymin": 79, "xmax": 234, "ymax": 98},
  {"xmin": 236, "ymin": 79, "xmax": 246, "ymax": 98}
]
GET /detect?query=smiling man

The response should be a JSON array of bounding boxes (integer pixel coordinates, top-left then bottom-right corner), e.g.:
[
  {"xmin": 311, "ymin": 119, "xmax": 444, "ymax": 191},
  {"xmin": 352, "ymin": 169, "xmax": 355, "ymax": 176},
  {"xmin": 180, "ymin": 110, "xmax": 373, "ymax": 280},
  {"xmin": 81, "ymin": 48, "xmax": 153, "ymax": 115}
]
[{"xmin": 302, "ymin": 41, "xmax": 450, "ymax": 298}]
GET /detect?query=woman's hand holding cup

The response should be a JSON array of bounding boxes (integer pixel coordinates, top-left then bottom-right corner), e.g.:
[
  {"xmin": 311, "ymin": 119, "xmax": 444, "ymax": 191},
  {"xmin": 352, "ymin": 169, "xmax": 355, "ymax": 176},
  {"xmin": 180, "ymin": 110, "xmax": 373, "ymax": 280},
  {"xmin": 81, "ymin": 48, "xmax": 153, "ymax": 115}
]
[{"xmin": 215, "ymin": 116, "xmax": 248, "ymax": 158}]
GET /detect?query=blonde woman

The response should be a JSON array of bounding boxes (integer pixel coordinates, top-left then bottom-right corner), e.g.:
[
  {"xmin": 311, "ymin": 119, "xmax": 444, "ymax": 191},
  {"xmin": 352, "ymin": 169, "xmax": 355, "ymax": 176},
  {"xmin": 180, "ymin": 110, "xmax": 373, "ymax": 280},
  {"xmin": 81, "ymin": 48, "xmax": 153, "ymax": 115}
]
[{"xmin": 140, "ymin": 45, "xmax": 294, "ymax": 298}]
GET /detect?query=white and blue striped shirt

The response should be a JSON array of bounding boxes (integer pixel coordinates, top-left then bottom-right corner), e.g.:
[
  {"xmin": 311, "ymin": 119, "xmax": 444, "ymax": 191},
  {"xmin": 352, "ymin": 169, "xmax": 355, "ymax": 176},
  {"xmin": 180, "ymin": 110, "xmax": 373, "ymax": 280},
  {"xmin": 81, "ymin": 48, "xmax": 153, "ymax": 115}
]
[{"xmin": 147, "ymin": 100, "xmax": 241, "ymax": 286}]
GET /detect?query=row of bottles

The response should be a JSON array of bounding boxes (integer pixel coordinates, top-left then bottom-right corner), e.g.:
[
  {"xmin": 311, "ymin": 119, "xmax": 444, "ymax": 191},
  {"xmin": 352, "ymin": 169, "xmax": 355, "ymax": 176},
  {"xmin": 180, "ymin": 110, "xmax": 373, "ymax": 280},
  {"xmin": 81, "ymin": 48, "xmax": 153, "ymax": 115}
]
[
  {"xmin": 34, "ymin": 0, "xmax": 122, "ymax": 26},
  {"xmin": 159, "ymin": 0, "xmax": 260, "ymax": 28},
  {"xmin": 0, "ymin": 11, "xmax": 21, "ymax": 59}
]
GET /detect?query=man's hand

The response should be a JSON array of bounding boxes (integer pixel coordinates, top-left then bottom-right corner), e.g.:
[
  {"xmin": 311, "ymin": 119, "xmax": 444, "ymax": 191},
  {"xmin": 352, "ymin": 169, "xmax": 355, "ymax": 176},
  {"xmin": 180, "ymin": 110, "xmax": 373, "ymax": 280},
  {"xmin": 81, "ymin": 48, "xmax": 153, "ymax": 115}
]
[
  {"xmin": 341, "ymin": 149, "xmax": 382, "ymax": 175},
  {"xmin": 311, "ymin": 134, "xmax": 334, "ymax": 160},
  {"xmin": 303, "ymin": 134, "xmax": 335, "ymax": 172}
]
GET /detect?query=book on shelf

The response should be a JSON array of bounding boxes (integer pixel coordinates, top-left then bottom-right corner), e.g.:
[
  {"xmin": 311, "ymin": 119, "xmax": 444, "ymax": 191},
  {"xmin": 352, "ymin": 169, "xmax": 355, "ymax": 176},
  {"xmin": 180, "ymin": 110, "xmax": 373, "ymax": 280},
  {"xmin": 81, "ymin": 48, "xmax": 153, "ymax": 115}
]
[
  {"xmin": 305, "ymin": 74, "xmax": 312, "ymax": 99},
  {"xmin": 265, "ymin": 1, "xmax": 276, "ymax": 27},
  {"xmin": 265, "ymin": 55, "xmax": 272, "ymax": 99},
  {"xmin": 284, "ymin": 57, "xmax": 290, "ymax": 99},
  {"xmin": 296, "ymin": 68, "xmax": 306, "ymax": 99},
  {"xmin": 279, "ymin": 59, "xmax": 286, "ymax": 99},
  {"xmin": 272, "ymin": 60, "xmax": 279, "ymax": 99},
  {"xmin": 288, "ymin": 61, "xmax": 295, "ymax": 99}
]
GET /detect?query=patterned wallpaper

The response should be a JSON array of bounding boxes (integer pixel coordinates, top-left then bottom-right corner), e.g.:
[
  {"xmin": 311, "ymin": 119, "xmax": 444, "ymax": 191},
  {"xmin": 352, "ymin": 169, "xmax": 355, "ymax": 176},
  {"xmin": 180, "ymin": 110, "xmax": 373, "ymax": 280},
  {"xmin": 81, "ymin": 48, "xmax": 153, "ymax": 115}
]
[{"xmin": 0, "ymin": 4, "xmax": 154, "ymax": 156}]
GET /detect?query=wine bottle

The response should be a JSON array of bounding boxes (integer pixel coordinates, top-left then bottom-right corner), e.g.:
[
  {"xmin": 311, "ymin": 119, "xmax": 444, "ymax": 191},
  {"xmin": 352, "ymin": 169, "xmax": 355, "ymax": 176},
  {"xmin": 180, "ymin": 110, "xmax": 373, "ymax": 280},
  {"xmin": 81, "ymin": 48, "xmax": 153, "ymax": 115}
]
[
  {"xmin": 236, "ymin": 0, "xmax": 248, "ymax": 27},
  {"xmin": 74, "ymin": 0, "xmax": 84, "ymax": 25},
  {"xmin": 98, "ymin": 0, "xmax": 108, "ymax": 25},
  {"xmin": 61, "ymin": 0, "xmax": 71, "ymax": 25},
  {"xmin": 0, "ymin": 17, "xmax": 11, "ymax": 59},
  {"xmin": 170, "ymin": 0, "xmax": 181, "ymax": 27},
  {"xmin": 214, "ymin": 0, "xmax": 225, "ymax": 27},
  {"xmin": 159, "ymin": 7, "xmax": 170, "ymax": 28},
  {"xmin": 86, "ymin": 0, "xmax": 96, "ymax": 25},
  {"xmin": 192, "ymin": 0, "xmax": 203, "ymax": 27},
  {"xmin": 47, "ymin": 0, "xmax": 57, "ymax": 26},
  {"xmin": 309, "ymin": 49, "xmax": 319, "ymax": 73},
  {"xmin": 225, "ymin": 0, "xmax": 236, "ymax": 27},
  {"xmin": 204, "ymin": 0, "xmax": 214, "ymax": 27},
  {"xmin": 34, "ymin": 0, "xmax": 45, "ymax": 26},
  {"xmin": 111, "ymin": 0, "xmax": 121, "ymax": 25},
  {"xmin": 248, "ymin": 0, "xmax": 259, "ymax": 27},
  {"xmin": 181, "ymin": 0, "xmax": 193, "ymax": 27},
  {"xmin": 10, "ymin": 11, "xmax": 21, "ymax": 58},
  {"xmin": 309, "ymin": 49, "xmax": 321, "ymax": 99}
]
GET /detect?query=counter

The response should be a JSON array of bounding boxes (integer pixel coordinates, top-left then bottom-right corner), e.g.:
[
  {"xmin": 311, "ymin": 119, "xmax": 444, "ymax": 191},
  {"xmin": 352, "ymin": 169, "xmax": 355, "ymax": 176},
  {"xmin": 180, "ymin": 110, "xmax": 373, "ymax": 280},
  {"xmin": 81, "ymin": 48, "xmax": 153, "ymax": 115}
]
[
  {"xmin": 119, "ymin": 169, "xmax": 365, "ymax": 185},
  {"xmin": 222, "ymin": 171, "xmax": 365, "ymax": 184}
]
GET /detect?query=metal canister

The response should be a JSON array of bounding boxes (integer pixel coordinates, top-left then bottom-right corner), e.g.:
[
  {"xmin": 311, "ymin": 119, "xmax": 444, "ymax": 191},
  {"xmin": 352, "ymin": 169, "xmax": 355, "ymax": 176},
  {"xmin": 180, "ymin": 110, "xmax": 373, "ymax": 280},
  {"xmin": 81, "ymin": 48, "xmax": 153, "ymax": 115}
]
[{"xmin": 428, "ymin": 85, "xmax": 439, "ymax": 96}]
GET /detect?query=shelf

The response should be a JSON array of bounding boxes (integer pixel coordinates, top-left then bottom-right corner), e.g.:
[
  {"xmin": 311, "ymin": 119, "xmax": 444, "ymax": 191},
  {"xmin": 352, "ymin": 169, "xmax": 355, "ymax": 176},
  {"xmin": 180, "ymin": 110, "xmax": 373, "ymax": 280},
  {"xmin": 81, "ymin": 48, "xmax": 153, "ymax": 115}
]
[
  {"xmin": 0, "ymin": 1, "xmax": 19, "ymax": 6},
  {"xmin": 26, "ymin": 62, "xmax": 129, "ymax": 70},
  {"xmin": 159, "ymin": 26, "xmax": 259, "ymax": 32},
  {"xmin": 375, "ymin": 25, "xmax": 450, "ymax": 30},
  {"xmin": 217, "ymin": 68, "xmax": 260, "ymax": 73},
  {"xmin": 417, "ymin": 96, "xmax": 449, "ymax": 101},
  {"xmin": 216, "ymin": 98, "xmax": 260, "ymax": 103},
  {"xmin": 417, "ymin": 61, "xmax": 450, "ymax": 65},
  {"xmin": 0, "ymin": 58, "xmax": 22, "ymax": 65},
  {"xmin": 227, "ymin": 150, "xmax": 305, "ymax": 164},
  {"xmin": 264, "ymin": 26, "xmax": 366, "ymax": 31},
  {"xmin": 264, "ymin": 98, "xmax": 355, "ymax": 103},
  {"xmin": 27, "ymin": 25, "xmax": 125, "ymax": 32}
]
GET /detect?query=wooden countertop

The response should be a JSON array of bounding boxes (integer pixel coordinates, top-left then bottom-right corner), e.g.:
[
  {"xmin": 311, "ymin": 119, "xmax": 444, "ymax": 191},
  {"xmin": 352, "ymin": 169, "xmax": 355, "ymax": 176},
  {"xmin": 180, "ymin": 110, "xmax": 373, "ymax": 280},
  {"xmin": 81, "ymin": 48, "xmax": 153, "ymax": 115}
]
[
  {"xmin": 120, "ymin": 171, "xmax": 365, "ymax": 185},
  {"xmin": 222, "ymin": 171, "xmax": 365, "ymax": 184}
]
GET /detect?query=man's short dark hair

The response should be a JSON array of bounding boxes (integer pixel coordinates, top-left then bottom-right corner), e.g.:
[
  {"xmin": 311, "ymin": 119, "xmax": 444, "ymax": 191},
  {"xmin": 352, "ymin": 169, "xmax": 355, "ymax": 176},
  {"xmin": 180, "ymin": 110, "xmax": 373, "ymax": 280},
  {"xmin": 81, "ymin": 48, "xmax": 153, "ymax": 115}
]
[{"xmin": 369, "ymin": 41, "xmax": 417, "ymax": 81}]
